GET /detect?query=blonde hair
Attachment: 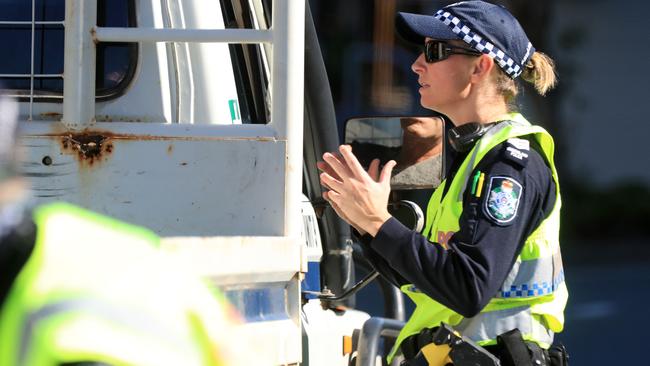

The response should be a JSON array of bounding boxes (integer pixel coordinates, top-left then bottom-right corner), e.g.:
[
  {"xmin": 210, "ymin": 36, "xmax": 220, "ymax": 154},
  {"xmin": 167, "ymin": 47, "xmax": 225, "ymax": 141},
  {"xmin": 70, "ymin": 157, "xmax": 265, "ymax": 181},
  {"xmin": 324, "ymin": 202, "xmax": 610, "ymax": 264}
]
[{"xmin": 494, "ymin": 51, "xmax": 557, "ymax": 109}]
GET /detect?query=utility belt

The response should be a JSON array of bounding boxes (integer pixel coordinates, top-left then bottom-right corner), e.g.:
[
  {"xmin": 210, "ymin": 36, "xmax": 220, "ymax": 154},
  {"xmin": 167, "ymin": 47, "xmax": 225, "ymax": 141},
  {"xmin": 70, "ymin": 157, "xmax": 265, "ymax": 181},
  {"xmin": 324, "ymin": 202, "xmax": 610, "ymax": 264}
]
[{"xmin": 399, "ymin": 324, "xmax": 569, "ymax": 366}]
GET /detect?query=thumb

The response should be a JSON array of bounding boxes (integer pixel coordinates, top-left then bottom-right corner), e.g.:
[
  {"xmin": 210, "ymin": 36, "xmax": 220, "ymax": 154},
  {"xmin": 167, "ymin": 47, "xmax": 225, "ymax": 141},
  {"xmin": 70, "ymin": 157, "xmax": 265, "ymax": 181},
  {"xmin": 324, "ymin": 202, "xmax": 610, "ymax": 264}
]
[{"xmin": 379, "ymin": 160, "xmax": 396, "ymax": 184}]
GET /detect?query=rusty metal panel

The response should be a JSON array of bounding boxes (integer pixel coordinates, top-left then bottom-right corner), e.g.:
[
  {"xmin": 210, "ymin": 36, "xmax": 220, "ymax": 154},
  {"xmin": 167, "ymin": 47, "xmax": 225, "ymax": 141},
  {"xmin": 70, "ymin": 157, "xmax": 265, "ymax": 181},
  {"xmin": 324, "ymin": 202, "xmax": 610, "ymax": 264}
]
[{"xmin": 19, "ymin": 134, "xmax": 286, "ymax": 237}]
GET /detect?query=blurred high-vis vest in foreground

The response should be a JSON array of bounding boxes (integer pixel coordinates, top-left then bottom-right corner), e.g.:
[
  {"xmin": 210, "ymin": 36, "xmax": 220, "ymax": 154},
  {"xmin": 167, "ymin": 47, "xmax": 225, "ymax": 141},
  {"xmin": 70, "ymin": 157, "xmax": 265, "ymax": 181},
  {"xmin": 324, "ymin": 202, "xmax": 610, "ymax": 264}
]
[{"xmin": 0, "ymin": 203, "xmax": 241, "ymax": 366}]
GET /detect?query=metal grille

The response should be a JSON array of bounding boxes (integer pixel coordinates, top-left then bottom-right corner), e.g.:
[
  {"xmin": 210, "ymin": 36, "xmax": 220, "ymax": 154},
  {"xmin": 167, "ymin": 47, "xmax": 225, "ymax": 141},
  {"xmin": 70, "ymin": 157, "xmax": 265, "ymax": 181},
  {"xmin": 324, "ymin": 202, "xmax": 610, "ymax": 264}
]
[{"xmin": 0, "ymin": 0, "xmax": 65, "ymax": 120}]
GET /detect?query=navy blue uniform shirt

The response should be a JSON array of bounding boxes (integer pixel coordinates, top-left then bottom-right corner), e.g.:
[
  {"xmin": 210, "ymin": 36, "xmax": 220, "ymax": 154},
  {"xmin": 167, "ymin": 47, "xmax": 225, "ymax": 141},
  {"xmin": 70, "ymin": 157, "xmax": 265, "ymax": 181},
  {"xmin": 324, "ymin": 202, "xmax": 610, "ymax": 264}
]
[{"xmin": 358, "ymin": 134, "xmax": 556, "ymax": 317}]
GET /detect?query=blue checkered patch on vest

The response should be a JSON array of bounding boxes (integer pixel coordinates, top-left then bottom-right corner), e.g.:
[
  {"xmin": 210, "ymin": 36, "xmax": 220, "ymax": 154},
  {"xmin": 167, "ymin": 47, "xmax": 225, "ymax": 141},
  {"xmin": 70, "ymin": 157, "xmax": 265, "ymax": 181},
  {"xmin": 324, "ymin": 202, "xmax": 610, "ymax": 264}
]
[
  {"xmin": 500, "ymin": 270, "xmax": 565, "ymax": 298},
  {"xmin": 434, "ymin": 10, "xmax": 530, "ymax": 79}
]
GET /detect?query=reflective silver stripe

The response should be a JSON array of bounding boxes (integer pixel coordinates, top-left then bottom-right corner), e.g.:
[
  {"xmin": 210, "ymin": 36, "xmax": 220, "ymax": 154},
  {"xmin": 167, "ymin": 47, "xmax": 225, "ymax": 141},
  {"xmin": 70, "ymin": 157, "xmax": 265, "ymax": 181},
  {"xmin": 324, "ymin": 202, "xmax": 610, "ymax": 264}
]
[
  {"xmin": 498, "ymin": 251, "xmax": 564, "ymax": 298},
  {"xmin": 18, "ymin": 298, "xmax": 189, "ymax": 366},
  {"xmin": 456, "ymin": 305, "xmax": 554, "ymax": 346}
]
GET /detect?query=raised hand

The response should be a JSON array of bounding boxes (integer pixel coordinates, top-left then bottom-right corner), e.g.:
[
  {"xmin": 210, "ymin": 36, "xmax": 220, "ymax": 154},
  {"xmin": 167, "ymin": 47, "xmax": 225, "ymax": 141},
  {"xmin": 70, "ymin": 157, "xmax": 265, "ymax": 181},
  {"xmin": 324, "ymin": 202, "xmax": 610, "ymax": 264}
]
[{"xmin": 318, "ymin": 145, "xmax": 396, "ymax": 237}]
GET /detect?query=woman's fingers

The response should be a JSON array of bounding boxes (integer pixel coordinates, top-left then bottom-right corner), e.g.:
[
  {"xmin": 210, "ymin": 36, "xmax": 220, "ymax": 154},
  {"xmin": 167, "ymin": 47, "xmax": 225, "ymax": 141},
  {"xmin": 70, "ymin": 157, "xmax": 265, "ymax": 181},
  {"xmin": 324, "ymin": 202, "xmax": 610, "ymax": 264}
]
[
  {"xmin": 317, "ymin": 161, "xmax": 340, "ymax": 181},
  {"xmin": 319, "ymin": 147, "xmax": 393, "ymax": 236},
  {"xmin": 324, "ymin": 191, "xmax": 357, "ymax": 229},
  {"xmin": 322, "ymin": 190, "xmax": 331, "ymax": 203},
  {"xmin": 339, "ymin": 145, "xmax": 368, "ymax": 180},
  {"xmin": 380, "ymin": 160, "xmax": 397, "ymax": 184},
  {"xmin": 320, "ymin": 172, "xmax": 344, "ymax": 192},
  {"xmin": 324, "ymin": 189, "xmax": 343, "ymax": 207},
  {"xmin": 322, "ymin": 152, "xmax": 351, "ymax": 180}
]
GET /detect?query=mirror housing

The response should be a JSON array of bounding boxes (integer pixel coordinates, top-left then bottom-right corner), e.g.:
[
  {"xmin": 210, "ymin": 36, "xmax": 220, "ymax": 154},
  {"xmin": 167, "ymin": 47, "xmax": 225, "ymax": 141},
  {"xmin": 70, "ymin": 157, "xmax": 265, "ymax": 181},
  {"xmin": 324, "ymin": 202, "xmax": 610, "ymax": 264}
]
[{"xmin": 390, "ymin": 200, "xmax": 425, "ymax": 232}]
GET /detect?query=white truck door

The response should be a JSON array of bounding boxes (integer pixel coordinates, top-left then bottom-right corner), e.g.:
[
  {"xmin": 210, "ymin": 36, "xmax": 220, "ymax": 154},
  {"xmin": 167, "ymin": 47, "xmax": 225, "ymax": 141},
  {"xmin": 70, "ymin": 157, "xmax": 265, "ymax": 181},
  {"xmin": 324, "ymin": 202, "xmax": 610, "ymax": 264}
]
[{"xmin": 4, "ymin": 0, "xmax": 305, "ymax": 364}]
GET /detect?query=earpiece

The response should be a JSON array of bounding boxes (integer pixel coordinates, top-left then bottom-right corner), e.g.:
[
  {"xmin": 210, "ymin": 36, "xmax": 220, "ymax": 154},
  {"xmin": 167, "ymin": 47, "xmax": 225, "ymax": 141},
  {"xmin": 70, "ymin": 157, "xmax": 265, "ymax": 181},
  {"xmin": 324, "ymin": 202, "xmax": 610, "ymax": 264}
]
[{"xmin": 447, "ymin": 122, "xmax": 496, "ymax": 152}]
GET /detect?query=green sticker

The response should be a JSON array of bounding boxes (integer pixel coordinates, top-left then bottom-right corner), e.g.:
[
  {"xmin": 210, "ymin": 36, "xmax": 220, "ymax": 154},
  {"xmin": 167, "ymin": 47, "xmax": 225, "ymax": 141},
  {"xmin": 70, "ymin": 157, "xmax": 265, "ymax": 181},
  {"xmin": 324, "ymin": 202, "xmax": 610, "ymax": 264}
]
[
  {"xmin": 484, "ymin": 176, "xmax": 522, "ymax": 224},
  {"xmin": 228, "ymin": 99, "xmax": 241, "ymax": 124}
]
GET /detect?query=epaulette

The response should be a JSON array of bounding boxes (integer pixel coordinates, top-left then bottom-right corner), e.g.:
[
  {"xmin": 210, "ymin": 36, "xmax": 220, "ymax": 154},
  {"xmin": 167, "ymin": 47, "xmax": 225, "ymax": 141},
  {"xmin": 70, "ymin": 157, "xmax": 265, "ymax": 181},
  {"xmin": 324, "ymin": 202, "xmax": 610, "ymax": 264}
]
[{"xmin": 502, "ymin": 137, "xmax": 529, "ymax": 168}]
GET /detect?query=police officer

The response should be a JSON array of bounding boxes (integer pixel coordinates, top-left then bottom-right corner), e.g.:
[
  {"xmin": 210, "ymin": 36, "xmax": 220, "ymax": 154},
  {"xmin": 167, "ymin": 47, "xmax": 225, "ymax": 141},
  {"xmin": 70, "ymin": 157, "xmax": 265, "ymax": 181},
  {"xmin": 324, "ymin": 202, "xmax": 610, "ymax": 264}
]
[
  {"xmin": 0, "ymin": 95, "xmax": 259, "ymax": 365},
  {"xmin": 318, "ymin": 1, "xmax": 568, "ymax": 365}
]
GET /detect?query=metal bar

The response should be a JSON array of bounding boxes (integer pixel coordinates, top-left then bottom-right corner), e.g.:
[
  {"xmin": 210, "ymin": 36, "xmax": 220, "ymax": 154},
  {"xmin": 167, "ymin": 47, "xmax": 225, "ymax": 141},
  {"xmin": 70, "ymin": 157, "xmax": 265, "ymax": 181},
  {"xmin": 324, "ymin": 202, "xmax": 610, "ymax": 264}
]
[
  {"xmin": 4, "ymin": 94, "xmax": 64, "ymax": 99},
  {"xmin": 93, "ymin": 27, "xmax": 272, "ymax": 44},
  {"xmin": 318, "ymin": 271, "xmax": 380, "ymax": 301},
  {"xmin": 0, "ymin": 74, "xmax": 62, "ymax": 78},
  {"xmin": 63, "ymin": 0, "xmax": 97, "ymax": 130},
  {"xmin": 29, "ymin": 0, "xmax": 35, "ymax": 120},
  {"xmin": 271, "ymin": 0, "xmax": 305, "ymax": 239},
  {"xmin": 355, "ymin": 318, "xmax": 405, "ymax": 366},
  {"xmin": 0, "ymin": 21, "xmax": 64, "ymax": 25},
  {"xmin": 352, "ymin": 248, "xmax": 406, "ymax": 321}
]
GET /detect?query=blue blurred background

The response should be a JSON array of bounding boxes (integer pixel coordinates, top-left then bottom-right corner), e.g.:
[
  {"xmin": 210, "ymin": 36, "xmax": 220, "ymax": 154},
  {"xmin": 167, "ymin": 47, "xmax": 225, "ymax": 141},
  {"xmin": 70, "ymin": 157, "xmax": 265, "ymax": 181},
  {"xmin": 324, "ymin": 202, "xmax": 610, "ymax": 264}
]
[{"xmin": 309, "ymin": 0, "xmax": 650, "ymax": 364}]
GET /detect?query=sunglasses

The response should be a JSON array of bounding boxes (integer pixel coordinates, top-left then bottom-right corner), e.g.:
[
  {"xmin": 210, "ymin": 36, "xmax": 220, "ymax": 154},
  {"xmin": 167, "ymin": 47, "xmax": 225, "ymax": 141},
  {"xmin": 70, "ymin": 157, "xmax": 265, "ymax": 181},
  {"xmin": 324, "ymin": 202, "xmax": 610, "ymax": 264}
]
[{"xmin": 422, "ymin": 40, "xmax": 482, "ymax": 63}]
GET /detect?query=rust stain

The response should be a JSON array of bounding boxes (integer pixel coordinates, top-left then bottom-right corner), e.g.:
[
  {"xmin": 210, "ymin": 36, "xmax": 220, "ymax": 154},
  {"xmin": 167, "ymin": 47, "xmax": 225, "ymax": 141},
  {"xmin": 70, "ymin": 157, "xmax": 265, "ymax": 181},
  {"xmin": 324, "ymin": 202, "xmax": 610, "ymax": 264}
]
[
  {"xmin": 40, "ymin": 126, "xmax": 277, "ymax": 142},
  {"xmin": 60, "ymin": 132, "xmax": 113, "ymax": 166},
  {"xmin": 91, "ymin": 27, "xmax": 98, "ymax": 44},
  {"xmin": 95, "ymin": 115, "xmax": 113, "ymax": 122},
  {"xmin": 40, "ymin": 112, "xmax": 63, "ymax": 118}
]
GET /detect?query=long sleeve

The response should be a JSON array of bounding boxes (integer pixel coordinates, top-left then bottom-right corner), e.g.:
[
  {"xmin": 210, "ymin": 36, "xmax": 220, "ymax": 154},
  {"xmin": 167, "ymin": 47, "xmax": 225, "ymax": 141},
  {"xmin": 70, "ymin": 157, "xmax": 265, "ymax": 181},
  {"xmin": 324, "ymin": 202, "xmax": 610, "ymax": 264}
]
[
  {"xmin": 357, "ymin": 232, "xmax": 409, "ymax": 288},
  {"xmin": 366, "ymin": 141, "xmax": 556, "ymax": 317}
]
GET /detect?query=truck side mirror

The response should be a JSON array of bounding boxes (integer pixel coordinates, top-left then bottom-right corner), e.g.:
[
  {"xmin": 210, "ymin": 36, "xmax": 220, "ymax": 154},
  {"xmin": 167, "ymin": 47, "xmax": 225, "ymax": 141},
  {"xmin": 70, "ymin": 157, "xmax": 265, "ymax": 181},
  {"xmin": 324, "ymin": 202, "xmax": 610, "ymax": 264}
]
[
  {"xmin": 344, "ymin": 116, "xmax": 444, "ymax": 190},
  {"xmin": 389, "ymin": 200, "xmax": 425, "ymax": 232}
]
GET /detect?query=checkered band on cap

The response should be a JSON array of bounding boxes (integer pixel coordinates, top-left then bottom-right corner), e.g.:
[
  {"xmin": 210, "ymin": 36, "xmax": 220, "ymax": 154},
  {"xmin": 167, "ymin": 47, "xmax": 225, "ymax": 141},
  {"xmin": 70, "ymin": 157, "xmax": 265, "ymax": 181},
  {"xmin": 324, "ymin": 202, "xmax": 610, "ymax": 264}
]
[{"xmin": 434, "ymin": 9, "xmax": 531, "ymax": 79}]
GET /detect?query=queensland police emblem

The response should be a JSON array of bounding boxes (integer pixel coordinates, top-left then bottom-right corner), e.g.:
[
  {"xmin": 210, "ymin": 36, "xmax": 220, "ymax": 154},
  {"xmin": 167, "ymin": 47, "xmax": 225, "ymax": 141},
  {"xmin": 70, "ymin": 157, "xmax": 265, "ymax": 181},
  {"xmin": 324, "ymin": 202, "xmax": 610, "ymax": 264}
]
[{"xmin": 484, "ymin": 176, "xmax": 522, "ymax": 224}]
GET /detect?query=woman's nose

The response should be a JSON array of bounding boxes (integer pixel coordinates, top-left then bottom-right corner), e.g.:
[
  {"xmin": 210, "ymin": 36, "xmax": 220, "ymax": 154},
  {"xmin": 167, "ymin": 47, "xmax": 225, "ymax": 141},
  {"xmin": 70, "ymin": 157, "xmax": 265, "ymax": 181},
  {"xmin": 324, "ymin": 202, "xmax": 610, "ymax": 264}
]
[{"xmin": 411, "ymin": 53, "xmax": 425, "ymax": 75}]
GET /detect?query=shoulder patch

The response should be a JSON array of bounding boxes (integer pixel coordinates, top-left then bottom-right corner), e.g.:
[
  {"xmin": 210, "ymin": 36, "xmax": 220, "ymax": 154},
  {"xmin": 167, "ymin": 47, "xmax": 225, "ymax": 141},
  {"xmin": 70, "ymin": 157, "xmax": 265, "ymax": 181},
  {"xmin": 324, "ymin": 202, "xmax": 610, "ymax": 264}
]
[
  {"xmin": 507, "ymin": 137, "xmax": 530, "ymax": 150},
  {"xmin": 503, "ymin": 138, "xmax": 530, "ymax": 168},
  {"xmin": 484, "ymin": 176, "xmax": 523, "ymax": 225}
]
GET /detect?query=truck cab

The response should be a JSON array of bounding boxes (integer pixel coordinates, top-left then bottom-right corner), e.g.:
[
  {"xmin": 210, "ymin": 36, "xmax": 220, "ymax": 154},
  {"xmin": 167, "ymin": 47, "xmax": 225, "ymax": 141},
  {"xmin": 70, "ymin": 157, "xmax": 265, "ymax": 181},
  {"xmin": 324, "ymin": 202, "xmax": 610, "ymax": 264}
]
[{"xmin": 2, "ymin": 1, "xmax": 416, "ymax": 364}]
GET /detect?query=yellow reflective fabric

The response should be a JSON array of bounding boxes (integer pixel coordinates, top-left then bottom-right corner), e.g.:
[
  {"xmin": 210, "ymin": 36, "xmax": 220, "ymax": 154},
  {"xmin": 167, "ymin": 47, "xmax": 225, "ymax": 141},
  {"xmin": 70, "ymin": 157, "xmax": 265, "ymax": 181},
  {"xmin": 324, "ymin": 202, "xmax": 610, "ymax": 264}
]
[
  {"xmin": 0, "ymin": 202, "xmax": 230, "ymax": 366},
  {"xmin": 388, "ymin": 114, "xmax": 568, "ymax": 362}
]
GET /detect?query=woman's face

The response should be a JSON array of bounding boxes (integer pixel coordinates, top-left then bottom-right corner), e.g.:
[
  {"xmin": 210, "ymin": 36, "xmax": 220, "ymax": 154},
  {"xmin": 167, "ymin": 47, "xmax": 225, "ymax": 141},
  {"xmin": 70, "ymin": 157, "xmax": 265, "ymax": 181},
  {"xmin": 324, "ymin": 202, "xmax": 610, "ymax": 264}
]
[{"xmin": 411, "ymin": 38, "xmax": 476, "ymax": 113}]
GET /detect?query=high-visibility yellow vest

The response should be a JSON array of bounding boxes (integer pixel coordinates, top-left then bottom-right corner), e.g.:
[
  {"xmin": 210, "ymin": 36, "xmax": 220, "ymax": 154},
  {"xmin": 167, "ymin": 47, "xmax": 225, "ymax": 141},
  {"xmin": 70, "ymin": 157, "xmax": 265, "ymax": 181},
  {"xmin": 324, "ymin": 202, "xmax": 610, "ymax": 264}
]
[
  {"xmin": 0, "ymin": 202, "xmax": 231, "ymax": 366},
  {"xmin": 389, "ymin": 113, "xmax": 568, "ymax": 361}
]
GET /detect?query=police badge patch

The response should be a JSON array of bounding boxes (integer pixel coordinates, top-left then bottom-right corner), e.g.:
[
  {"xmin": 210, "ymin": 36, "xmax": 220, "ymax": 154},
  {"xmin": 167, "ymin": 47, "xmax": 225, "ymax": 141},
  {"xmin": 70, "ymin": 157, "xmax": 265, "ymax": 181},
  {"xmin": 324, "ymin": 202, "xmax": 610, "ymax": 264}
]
[{"xmin": 484, "ymin": 176, "xmax": 522, "ymax": 224}]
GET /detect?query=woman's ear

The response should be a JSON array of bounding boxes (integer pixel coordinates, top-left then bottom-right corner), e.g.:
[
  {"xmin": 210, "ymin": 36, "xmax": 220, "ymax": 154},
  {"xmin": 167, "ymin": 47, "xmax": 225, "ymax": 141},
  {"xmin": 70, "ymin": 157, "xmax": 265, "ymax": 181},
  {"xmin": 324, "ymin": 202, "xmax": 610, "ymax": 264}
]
[{"xmin": 470, "ymin": 54, "xmax": 495, "ymax": 83}]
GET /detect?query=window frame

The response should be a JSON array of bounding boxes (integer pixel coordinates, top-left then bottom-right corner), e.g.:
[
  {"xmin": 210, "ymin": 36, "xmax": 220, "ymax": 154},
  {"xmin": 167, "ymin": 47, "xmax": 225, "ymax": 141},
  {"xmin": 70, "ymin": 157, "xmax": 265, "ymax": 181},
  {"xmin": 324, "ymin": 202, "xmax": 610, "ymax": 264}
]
[
  {"xmin": 219, "ymin": 0, "xmax": 271, "ymax": 124},
  {"xmin": 0, "ymin": 0, "xmax": 138, "ymax": 103}
]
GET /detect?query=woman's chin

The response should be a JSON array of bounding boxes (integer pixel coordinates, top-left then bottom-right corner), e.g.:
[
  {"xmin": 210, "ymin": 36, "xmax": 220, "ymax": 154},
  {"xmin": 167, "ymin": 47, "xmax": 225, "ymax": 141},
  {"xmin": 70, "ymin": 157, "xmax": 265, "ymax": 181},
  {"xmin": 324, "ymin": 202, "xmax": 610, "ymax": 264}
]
[{"xmin": 419, "ymin": 98, "xmax": 438, "ymax": 111}]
